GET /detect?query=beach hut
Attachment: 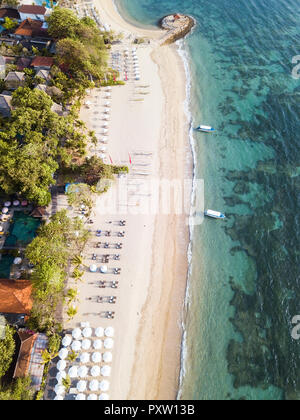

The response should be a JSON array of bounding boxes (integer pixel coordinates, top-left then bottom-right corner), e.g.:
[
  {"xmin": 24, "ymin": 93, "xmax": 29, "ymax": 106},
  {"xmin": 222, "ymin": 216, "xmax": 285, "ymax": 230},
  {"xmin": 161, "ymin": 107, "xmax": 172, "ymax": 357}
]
[
  {"xmin": 87, "ymin": 394, "xmax": 98, "ymax": 400},
  {"xmin": 80, "ymin": 352, "xmax": 90, "ymax": 364},
  {"xmin": 91, "ymin": 366, "xmax": 100, "ymax": 377},
  {"xmin": 104, "ymin": 327, "xmax": 114, "ymax": 337},
  {"xmin": 58, "ymin": 348, "xmax": 68, "ymax": 360},
  {"xmin": 76, "ymin": 394, "xmax": 86, "ymax": 400},
  {"xmin": 95, "ymin": 327, "xmax": 104, "ymax": 338},
  {"xmin": 71, "ymin": 340, "xmax": 81, "ymax": 352},
  {"xmin": 93, "ymin": 339, "xmax": 102, "ymax": 350},
  {"xmin": 82, "ymin": 327, "xmax": 92, "ymax": 338},
  {"xmin": 99, "ymin": 393, "xmax": 109, "ymax": 400},
  {"xmin": 76, "ymin": 380, "xmax": 87, "ymax": 393},
  {"xmin": 62, "ymin": 335, "xmax": 72, "ymax": 347},
  {"xmin": 92, "ymin": 352, "xmax": 102, "ymax": 363},
  {"xmin": 99, "ymin": 380, "xmax": 110, "ymax": 392},
  {"xmin": 100, "ymin": 366, "xmax": 111, "ymax": 377},
  {"xmin": 103, "ymin": 352, "xmax": 113, "ymax": 363},
  {"xmin": 89, "ymin": 380, "xmax": 99, "ymax": 392},
  {"xmin": 78, "ymin": 366, "xmax": 88, "ymax": 378},
  {"xmin": 57, "ymin": 360, "xmax": 66, "ymax": 371},
  {"xmin": 68, "ymin": 366, "xmax": 78, "ymax": 379},
  {"xmin": 72, "ymin": 328, "xmax": 82, "ymax": 340},
  {"xmin": 104, "ymin": 338, "xmax": 114, "ymax": 349},
  {"xmin": 82, "ymin": 339, "xmax": 91, "ymax": 351}
]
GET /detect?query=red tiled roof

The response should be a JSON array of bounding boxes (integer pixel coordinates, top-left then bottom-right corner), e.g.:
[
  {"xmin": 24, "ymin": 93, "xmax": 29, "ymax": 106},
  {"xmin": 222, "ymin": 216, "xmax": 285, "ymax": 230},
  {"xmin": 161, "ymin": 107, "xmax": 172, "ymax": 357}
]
[
  {"xmin": 31, "ymin": 56, "xmax": 54, "ymax": 68},
  {"xmin": 0, "ymin": 279, "xmax": 33, "ymax": 315},
  {"xmin": 14, "ymin": 18, "xmax": 49, "ymax": 38},
  {"xmin": 0, "ymin": 8, "xmax": 20, "ymax": 20},
  {"xmin": 13, "ymin": 331, "xmax": 37, "ymax": 379},
  {"xmin": 18, "ymin": 5, "xmax": 46, "ymax": 15}
]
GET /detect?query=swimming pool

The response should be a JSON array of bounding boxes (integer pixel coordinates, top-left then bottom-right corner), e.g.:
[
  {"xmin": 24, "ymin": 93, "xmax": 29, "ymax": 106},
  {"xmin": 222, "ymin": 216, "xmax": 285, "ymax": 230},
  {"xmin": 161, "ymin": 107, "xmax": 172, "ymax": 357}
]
[
  {"xmin": 4, "ymin": 212, "xmax": 41, "ymax": 248},
  {"xmin": 0, "ymin": 254, "xmax": 14, "ymax": 278}
]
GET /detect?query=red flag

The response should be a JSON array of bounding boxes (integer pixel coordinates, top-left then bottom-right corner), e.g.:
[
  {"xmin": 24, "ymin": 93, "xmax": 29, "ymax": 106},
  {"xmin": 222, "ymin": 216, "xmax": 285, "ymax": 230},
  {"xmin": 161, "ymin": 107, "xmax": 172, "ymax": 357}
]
[
  {"xmin": 128, "ymin": 153, "xmax": 132, "ymax": 164},
  {"xmin": 109, "ymin": 155, "xmax": 113, "ymax": 164}
]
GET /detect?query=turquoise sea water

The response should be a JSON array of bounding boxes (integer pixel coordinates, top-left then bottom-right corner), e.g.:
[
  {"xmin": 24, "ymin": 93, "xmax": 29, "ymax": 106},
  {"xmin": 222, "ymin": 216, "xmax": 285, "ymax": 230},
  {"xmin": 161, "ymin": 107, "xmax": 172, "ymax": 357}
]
[{"xmin": 116, "ymin": 0, "xmax": 300, "ymax": 400}]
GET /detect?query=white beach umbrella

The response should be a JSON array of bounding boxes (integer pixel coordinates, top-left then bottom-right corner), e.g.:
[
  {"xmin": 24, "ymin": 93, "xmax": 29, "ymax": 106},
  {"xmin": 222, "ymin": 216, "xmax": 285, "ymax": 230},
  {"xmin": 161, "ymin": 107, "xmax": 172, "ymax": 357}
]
[
  {"xmin": 99, "ymin": 153, "xmax": 106, "ymax": 159},
  {"xmin": 92, "ymin": 352, "xmax": 102, "ymax": 363},
  {"xmin": 82, "ymin": 339, "xmax": 91, "ymax": 350},
  {"xmin": 56, "ymin": 371, "xmax": 66, "ymax": 383},
  {"xmin": 13, "ymin": 200, "xmax": 20, "ymax": 206},
  {"xmin": 68, "ymin": 366, "xmax": 78, "ymax": 379},
  {"xmin": 102, "ymin": 129, "xmax": 108, "ymax": 134},
  {"xmin": 104, "ymin": 107, "xmax": 110, "ymax": 113},
  {"xmin": 90, "ymin": 366, "xmax": 100, "ymax": 377},
  {"xmin": 99, "ymin": 380, "xmax": 110, "ymax": 392},
  {"xmin": 93, "ymin": 339, "xmax": 102, "ymax": 350},
  {"xmin": 104, "ymin": 327, "xmax": 114, "ymax": 337},
  {"xmin": 85, "ymin": 100, "xmax": 92, "ymax": 106},
  {"xmin": 76, "ymin": 393, "xmax": 86, "ymax": 400},
  {"xmin": 57, "ymin": 360, "xmax": 66, "ymax": 371},
  {"xmin": 89, "ymin": 264, "xmax": 98, "ymax": 273},
  {"xmin": 54, "ymin": 395, "xmax": 64, "ymax": 400},
  {"xmin": 80, "ymin": 352, "xmax": 90, "ymax": 364},
  {"xmin": 80, "ymin": 321, "xmax": 90, "ymax": 328},
  {"xmin": 102, "ymin": 122, "xmax": 109, "ymax": 127},
  {"xmin": 62, "ymin": 335, "xmax": 72, "ymax": 347},
  {"xmin": 102, "ymin": 115, "xmax": 109, "ymax": 121},
  {"xmin": 4, "ymin": 201, "xmax": 11, "ymax": 207},
  {"xmin": 54, "ymin": 384, "xmax": 65, "ymax": 395},
  {"xmin": 82, "ymin": 327, "xmax": 92, "ymax": 338},
  {"xmin": 100, "ymin": 365, "xmax": 111, "ymax": 377},
  {"xmin": 72, "ymin": 328, "xmax": 82, "ymax": 340},
  {"xmin": 100, "ymin": 146, "xmax": 107, "ymax": 152},
  {"xmin": 104, "ymin": 338, "xmax": 114, "ymax": 349},
  {"xmin": 89, "ymin": 380, "xmax": 99, "ymax": 392},
  {"xmin": 95, "ymin": 327, "xmax": 104, "ymax": 338},
  {"xmin": 71, "ymin": 340, "xmax": 81, "ymax": 352},
  {"xmin": 76, "ymin": 380, "xmax": 87, "ymax": 393},
  {"xmin": 105, "ymin": 94, "xmax": 111, "ymax": 98},
  {"xmin": 105, "ymin": 87, "xmax": 112, "ymax": 91},
  {"xmin": 99, "ymin": 393, "xmax": 109, "ymax": 400},
  {"xmin": 78, "ymin": 366, "xmax": 88, "ymax": 378},
  {"xmin": 104, "ymin": 101, "xmax": 110, "ymax": 106},
  {"xmin": 102, "ymin": 352, "xmax": 113, "ymax": 363},
  {"xmin": 2, "ymin": 207, "xmax": 8, "ymax": 214},
  {"xmin": 100, "ymin": 265, "xmax": 108, "ymax": 274},
  {"xmin": 87, "ymin": 394, "xmax": 98, "ymax": 400},
  {"xmin": 13, "ymin": 257, "xmax": 22, "ymax": 265},
  {"xmin": 58, "ymin": 348, "xmax": 68, "ymax": 360}
]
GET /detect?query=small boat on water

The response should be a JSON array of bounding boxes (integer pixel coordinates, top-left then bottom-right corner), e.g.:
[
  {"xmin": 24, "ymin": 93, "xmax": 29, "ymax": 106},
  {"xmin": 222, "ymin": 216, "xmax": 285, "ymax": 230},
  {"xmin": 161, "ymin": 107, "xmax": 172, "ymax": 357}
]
[
  {"xmin": 205, "ymin": 209, "xmax": 226, "ymax": 219},
  {"xmin": 195, "ymin": 125, "xmax": 215, "ymax": 133}
]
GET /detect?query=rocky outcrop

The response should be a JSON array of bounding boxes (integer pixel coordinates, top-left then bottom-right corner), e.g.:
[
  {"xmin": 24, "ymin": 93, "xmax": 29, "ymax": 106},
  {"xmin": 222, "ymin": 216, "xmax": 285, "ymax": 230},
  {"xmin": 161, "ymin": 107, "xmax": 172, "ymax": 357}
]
[{"xmin": 159, "ymin": 14, "xmax": 195, "ymax": 45}]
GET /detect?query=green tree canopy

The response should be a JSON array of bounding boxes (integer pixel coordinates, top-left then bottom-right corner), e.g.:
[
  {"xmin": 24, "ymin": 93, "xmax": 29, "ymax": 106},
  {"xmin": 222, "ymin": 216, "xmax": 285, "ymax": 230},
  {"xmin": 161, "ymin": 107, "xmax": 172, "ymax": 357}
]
[{"xmin": 0, "ymin": 325, "xmax": 16, "ymax": 378}]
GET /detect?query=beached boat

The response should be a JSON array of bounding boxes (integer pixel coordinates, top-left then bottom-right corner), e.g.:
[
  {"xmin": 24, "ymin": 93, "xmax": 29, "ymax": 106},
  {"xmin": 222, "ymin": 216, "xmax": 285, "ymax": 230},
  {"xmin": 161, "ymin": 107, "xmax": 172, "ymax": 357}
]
[
  {"xmin": 205, "ymin": 209, "xmax": 226, "ymax": 219},
  {"xmin": 195, "ymin": 125, "xmax": 215, "ymax": 133}
]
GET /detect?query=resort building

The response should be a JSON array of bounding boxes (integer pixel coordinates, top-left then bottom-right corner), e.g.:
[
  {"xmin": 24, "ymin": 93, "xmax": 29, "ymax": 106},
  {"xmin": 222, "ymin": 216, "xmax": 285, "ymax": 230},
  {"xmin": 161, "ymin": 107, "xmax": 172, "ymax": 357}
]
[
  {"xmin": 31, "ymin": 56, "xmax": 54, "ymax": 71},
  {"xmin": 16, "ymin": 57, "xmax": 31, "ymax": 72},
  {"xmin": 0, "ymin": 279, "xmax": 32, "ymax": 326},
  {"xmin": 13, "ymin": 330, "xmax": 48, "ymax": 390},
  {"xmin": 0, "ymin": 7, "xmax": 20, "ymax": 22},
  {"xmin": 4, "ymin": 71, "xmax": 26, "ymax": 90},
  {"xmin": 18, "ymin": 5, "xmax": 48, "ymax": 22},
  {"xmin": 0, "ymin": 55, "xmax": 6, "ymax": 79},
  {"xmin": 0, "ymin": 94, "xmax": 12, "ymax": 118},
  {"xmin": 13, "ymin": 18, "xmax": 50, "ymax": 40}
]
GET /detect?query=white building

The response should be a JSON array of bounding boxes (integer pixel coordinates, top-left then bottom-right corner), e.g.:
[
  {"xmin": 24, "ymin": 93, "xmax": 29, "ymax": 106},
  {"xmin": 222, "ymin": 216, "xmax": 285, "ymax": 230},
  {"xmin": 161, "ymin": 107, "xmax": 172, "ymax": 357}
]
[{"xmin": 18, "ymin": 5, "xmax": 48, "ymax": 22}]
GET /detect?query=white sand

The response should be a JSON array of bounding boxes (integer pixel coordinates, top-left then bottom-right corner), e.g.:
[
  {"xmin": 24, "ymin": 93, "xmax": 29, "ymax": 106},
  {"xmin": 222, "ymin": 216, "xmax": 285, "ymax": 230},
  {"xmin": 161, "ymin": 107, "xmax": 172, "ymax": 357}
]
[{"xmin": 66, "ymin": 0, "xmax": 192, "ymax": 400}]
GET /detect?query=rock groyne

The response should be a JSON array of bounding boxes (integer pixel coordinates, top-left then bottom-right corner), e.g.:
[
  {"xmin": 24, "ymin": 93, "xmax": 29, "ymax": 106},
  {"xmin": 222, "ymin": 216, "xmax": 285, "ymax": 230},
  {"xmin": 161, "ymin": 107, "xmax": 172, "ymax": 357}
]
[{"xmin": 159, "ymin": 14, "xmax": 195, "ymax": 45}]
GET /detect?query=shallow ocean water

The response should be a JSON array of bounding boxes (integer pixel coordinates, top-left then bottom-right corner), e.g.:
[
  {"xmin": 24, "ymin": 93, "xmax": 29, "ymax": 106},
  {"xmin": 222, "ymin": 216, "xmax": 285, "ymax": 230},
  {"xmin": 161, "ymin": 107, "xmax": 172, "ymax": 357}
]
[{"xmin": 116, "ymin": 0, "xmax": 300, "ymax": 400}]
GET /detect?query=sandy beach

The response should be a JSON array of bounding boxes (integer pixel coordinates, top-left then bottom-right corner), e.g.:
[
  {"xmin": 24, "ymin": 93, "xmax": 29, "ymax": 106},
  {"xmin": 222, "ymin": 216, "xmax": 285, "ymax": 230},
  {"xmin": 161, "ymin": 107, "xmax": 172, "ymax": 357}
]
[{"xmin": 64, "ymin": 0, "xmax": 192, "ymax": 400}]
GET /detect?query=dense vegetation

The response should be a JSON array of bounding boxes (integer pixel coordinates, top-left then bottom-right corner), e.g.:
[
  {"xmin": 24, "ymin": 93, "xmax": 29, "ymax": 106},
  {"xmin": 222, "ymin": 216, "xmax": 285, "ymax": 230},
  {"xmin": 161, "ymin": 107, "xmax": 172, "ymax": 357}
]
[
  {"xmin": 0, "ymin": 325, "xmax": 15, "ymax": 379},
  {"xmin": 25, "ymin": 210, "xmax": 90, "ymax": 333}
]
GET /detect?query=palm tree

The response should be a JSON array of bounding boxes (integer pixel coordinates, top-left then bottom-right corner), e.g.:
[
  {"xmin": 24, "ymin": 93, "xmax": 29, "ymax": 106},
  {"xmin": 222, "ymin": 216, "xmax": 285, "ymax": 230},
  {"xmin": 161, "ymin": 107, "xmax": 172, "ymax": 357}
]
[
  {"xmin": 41, "ymin": 349, "xmax": 59, "ymax": 365},
  {"xmin": 71, "ymin": 268, "xmax": 84, "ymax": 282},
  {"xmin": 71, "ymin": 255, "xmax": 83, "ymax": 267},
  {"xmin": 67, "ymin": 305, "xmax": 78, "ymax": 320}
]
